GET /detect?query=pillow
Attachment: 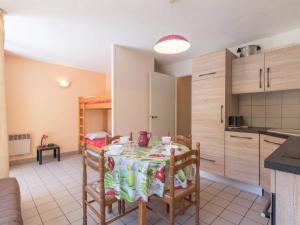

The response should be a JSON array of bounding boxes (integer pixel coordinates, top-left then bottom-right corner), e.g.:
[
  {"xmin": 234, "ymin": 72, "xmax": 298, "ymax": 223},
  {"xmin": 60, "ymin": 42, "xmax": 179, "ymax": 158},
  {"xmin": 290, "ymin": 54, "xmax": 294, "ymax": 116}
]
[{"xmin": 85, "ymin": 131, "xmax": 109, "ymax": 140}]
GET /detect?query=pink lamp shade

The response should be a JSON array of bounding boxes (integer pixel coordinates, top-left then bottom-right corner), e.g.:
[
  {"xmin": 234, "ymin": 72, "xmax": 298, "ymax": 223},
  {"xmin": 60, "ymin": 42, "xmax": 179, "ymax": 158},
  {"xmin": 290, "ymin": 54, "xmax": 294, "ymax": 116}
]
[{"xmin": 154, "ymin": 34, "xmax": 191, "ymax": 54}]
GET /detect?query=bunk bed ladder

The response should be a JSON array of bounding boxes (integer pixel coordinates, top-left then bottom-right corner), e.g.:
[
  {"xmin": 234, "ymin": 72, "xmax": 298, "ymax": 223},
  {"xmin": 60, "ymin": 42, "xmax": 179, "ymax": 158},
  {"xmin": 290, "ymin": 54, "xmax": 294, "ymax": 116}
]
[{"xmin": 79, "ymin": 101, "xmax": 85, "ymax": 153}]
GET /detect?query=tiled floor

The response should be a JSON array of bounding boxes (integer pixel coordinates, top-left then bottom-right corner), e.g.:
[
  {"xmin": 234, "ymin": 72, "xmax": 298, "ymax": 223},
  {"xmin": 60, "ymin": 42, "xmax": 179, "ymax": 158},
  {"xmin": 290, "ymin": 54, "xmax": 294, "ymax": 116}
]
[{"xmin": 10, "ymin": 154, "xmax": 270, "ymax": 225}]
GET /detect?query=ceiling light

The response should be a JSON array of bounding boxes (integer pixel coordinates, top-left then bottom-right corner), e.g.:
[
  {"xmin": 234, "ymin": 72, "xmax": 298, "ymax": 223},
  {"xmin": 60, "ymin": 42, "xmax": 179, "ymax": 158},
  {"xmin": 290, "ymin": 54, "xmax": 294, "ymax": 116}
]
[{"xmin": 153, "ymin": 34, "xmax": 191, "ymax": 54}]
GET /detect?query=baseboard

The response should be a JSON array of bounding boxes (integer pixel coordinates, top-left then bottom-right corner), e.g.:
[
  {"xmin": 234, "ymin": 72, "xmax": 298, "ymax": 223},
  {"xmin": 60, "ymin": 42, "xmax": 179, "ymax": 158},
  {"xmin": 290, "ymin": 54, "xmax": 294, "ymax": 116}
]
[
  {"xmin": 9, "ymin": 150, "xmax": 80, "ymax": 166},
  {"xmin": 201, "ymin": 170, "xmax": 263, "ymax": 196}
]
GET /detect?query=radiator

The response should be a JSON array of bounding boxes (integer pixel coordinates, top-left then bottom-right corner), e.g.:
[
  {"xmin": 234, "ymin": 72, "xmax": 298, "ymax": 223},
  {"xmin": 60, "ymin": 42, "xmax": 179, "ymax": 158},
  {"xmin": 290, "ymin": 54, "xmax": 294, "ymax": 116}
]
[{"xmin": 8, "ymin": 134, "xmax": 31, "ymax": 156}]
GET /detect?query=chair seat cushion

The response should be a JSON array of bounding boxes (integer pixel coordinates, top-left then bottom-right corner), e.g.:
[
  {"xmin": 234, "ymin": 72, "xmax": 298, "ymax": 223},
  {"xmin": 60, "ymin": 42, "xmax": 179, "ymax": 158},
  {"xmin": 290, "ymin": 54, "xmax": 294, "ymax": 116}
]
[
  {"xmin": 163, "ymin": 183, "xmax": 195, "ymax": 203},
  {"xmin": 85, "ymin": 181, "xmax": 117, "ymax": 205},
  {"xmin": 0, "ymin": 177, "xmax": 23, "ymax": 225}
]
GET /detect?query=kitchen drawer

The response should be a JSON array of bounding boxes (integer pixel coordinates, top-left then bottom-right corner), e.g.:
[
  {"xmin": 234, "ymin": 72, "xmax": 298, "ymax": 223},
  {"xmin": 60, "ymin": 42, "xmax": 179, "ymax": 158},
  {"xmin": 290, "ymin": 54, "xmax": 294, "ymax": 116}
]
[
  {"xmin": 200, "ymin": 152, "xmax": 225, "ymax": 177},
  {"xmin": 225, "ymin": 132, "xmax": 259, "ymax": 185},
  {"xmin": 260, "ymin": 134, "xmax": 286, "ymax": 192}
]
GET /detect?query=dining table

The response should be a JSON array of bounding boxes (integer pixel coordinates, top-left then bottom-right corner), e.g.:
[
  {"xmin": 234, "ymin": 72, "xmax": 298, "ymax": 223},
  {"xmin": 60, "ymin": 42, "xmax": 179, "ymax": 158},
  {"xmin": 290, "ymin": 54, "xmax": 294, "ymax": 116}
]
[{"xmin": 87, "ymin": 141, "xmax": 191, "ymax": 225}]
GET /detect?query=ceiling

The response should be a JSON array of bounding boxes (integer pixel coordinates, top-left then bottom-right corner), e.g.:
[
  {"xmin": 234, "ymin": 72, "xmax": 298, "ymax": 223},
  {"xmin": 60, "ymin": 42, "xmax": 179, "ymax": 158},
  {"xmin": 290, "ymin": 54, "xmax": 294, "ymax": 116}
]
[{"xmin": 1, "ymin": 0, "xmax": 300, "ymax": 73}]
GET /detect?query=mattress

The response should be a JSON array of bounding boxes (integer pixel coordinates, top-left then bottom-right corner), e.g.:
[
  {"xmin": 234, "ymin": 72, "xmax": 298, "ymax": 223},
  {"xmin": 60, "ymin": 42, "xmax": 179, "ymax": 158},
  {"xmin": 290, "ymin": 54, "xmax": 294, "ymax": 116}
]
[{"xmin": 84, "ymin": 137, "xmax": 106, "ymax": 148}]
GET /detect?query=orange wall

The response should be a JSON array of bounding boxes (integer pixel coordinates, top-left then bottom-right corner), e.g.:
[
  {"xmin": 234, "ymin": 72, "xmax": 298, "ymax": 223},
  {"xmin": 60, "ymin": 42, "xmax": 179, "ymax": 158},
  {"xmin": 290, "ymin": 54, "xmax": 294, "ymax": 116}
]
[{"xmin": 5, "ymin": 54, "xmax": 109, "ymax": 160}]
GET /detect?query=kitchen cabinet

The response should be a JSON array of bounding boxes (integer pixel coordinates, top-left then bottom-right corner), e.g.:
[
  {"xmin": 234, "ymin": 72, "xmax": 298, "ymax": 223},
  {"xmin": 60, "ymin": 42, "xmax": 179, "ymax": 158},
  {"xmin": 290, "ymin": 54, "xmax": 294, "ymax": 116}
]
[
  {"xmin": 260, "ymin": 135, "xmax": 286, "ymax": 193},
  {"xmin": 192, "ymin": 49, "xmax": 235, "ymax": 176},
  {"xmin": 232, "ymin": 44, "xmax": 300, "ymax": 94},
  {"xmin": 225, "ymin": 131, "xmax": 259, "ymax": 185},
  {"xmin": 275, "ymin": 171, "xmax": 300, "ymax": 225},
  {"xmin": 232, "ymin": 54, "xmax": 265, "ymax": 94},
  {"xmin": 265, "ymin": 44, "xmax": 300, "ymax": 92}
]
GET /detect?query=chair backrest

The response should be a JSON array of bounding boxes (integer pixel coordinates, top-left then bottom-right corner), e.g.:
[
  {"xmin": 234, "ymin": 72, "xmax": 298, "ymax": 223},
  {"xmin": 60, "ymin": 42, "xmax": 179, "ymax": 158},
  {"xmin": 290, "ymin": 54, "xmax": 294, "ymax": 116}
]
[
  {"xmin": 83, "ymin": 144, "xmax": 105, "ymax": 200},
  {"xmin": 168, "ymin": 142, "xmax": 200, "ymax": 197},
  {"xmin": 105, "ymin": 132, "xmax": 133, "ymax": 145},
  {"xmin": 172, "ymin": 134, "xmax": 192, "ymax": 149}
]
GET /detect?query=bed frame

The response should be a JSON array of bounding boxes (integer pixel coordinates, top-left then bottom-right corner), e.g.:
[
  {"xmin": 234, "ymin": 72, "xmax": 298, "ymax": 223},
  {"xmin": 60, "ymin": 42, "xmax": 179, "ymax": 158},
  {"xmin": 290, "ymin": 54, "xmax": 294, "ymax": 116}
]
[{"xmin": 78, "ymin": 96, "xmax": 111, "ymax": 152}]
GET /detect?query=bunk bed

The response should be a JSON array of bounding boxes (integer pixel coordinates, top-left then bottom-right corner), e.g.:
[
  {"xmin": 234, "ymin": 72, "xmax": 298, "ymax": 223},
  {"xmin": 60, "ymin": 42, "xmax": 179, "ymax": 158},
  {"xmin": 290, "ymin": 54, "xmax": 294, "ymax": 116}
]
[{"xmin": 78, "ymin": 96, "xmax": 111, "ymax": 152}]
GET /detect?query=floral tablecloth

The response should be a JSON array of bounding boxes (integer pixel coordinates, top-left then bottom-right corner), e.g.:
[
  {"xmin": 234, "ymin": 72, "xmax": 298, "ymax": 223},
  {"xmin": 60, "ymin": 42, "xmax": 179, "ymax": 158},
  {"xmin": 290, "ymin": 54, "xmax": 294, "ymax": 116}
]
[{"xmin": 87, "ymin": 143, "xmax": 191, "ymax": 202}]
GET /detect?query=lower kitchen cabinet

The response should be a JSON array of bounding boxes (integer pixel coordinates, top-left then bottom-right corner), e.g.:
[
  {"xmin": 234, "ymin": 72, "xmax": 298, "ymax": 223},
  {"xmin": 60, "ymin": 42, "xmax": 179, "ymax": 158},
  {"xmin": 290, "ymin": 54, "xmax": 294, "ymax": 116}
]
[
  {"xmin": 260, "ymin": 135, "xmax": 286, "ymax": 192},
  {"xmin": 225, "ymin": 131, "xmax": 259, "ymax": 185}
]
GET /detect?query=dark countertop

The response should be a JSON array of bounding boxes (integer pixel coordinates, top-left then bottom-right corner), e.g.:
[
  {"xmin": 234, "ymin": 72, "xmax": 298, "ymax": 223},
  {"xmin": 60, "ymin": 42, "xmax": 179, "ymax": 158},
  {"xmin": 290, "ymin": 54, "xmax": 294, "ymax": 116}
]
[{"xmin": 225, "ymin": 127, "xmax": 300, "ymax": 175}]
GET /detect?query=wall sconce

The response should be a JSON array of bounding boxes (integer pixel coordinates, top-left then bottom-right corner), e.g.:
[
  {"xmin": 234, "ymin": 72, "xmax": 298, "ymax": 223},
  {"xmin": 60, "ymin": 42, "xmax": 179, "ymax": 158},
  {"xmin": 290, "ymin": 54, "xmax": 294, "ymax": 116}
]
[{"xmin": 58, "ymin": 79, "xmax": 71, "ymax": 88}]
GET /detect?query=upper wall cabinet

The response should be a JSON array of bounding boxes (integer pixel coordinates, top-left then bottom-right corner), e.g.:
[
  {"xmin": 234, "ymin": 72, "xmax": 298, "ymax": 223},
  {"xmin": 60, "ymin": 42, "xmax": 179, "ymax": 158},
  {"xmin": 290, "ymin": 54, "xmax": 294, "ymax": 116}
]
[
  {"xmin": 265, "ymin": 45, "xmax": 300, "ymax": 92},
  {"xmin": 232, "ymin": 44, "xmax": 300, "ymax": 94},
  {"xmin": 232, "ymin": 54, "xmax": 265, "ymax": 94}
]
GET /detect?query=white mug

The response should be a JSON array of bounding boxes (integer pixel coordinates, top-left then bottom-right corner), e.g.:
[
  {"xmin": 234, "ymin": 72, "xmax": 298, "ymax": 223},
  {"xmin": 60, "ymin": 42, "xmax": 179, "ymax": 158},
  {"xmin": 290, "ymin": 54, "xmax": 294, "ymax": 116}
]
[
  {"xmin": 161, "ymin": 136, "xmax": 171, "ymax": 145},
  {"xmin": 120, "ymin": 136, "xmax": 129, "ymax": 144}
]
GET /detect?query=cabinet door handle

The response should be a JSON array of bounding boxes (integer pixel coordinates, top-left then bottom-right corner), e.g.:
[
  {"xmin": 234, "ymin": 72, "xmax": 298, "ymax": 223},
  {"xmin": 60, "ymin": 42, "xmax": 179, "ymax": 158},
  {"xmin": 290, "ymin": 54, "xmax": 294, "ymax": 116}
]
[
  {"xmin": 259, "ymin": 69, "xmax": 262, "ymax": 88},
  {"xmin": 230, "ymin": 135, "xmax": 253, "ymax": 139},
  {"xmin": 264, "ymin": 139, "xmax": 281, "ymax": 146},
  {"xmin": 200, "ymin": 157, "xmax": 216, "ymax": 163},
  {"xmin": 267, "ymin": 67, "xmax": 270, "ymax": 88},
  {"xmin": 220, "ymin": 105, "xmax": 224, "ymax": 124},
  {"xmin": 198, "ymin": 72, "xmax": 216, "ymax": 77}
]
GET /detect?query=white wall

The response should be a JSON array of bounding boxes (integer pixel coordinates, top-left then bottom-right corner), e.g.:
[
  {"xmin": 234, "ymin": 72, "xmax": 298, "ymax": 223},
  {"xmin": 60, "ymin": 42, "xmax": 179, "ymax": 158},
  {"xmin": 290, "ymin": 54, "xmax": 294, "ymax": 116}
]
[
  {"xmin": 158, "ymin": 27, "xmax": 300, "ymax": 76},
  {"xmin": 157, "ymin": 59, "xmax": 192, "ymax": 77},
  {"xmin": 112, "ymin": 45, "xmax": 154, "ymax": 136}
]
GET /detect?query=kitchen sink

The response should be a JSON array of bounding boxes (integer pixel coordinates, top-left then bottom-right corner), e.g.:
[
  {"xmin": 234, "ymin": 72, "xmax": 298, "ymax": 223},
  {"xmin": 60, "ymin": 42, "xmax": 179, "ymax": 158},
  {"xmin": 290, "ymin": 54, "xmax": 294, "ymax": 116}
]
[{"xmin": 267, "ymin": 128, "xmax": 300, "ymax": 137}]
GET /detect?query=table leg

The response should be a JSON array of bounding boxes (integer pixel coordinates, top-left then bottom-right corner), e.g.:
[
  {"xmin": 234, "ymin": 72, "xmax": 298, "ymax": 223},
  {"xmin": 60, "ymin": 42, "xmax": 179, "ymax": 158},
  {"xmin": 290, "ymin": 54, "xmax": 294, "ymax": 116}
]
[
  {"xmin": 58, "ymin": 147, "xmax": 60, "ymax": 162},
  {"xmin": 37, "ymin": 150, "xmax": 39, "ymax": 161},
  {"xmin": 54, "ymin": 148, "xmax": 57, "ymax": 158},
  {"xmin": 39, "ymin": 151, "xmax": 42, "ymax": 165},
  {"xmin": 138, "ymin": 200, "xmax": 147, "ymax": 225}
]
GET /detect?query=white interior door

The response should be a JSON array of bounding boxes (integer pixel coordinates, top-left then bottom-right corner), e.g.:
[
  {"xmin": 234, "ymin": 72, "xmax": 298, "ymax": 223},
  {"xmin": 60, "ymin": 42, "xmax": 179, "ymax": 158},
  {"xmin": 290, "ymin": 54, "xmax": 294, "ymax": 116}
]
[{"xmin": 150, "ymin": 72, "xmax": 175, "ymax": 137}]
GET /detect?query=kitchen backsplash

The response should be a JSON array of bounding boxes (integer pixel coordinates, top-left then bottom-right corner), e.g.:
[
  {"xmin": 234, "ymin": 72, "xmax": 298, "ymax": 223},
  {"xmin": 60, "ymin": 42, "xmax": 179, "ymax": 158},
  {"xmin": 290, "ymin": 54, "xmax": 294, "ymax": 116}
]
[{"xmin": 238, "ymin": 90, "xmax": 300, "ymax": 129}]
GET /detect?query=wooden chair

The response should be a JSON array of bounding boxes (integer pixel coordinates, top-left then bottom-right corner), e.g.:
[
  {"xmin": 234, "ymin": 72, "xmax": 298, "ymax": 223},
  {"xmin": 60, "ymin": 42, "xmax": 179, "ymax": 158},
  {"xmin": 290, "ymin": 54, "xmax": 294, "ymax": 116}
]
[
  {"xmin": 83, "ymin": 144, "xmax": 137, "ymax": 225},
  {"xmin": 171, "ymin": 134, "xmax": 192, "ymax": 149},
  {"xmin": 158, "ymin": 142, "xmax": 200, "ymax": 225}
]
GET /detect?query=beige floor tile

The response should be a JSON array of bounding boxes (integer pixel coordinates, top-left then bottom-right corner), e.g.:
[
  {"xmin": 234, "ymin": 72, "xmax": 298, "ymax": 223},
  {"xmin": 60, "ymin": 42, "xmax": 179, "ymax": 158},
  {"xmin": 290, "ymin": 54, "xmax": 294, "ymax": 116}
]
[
  {"xmin": 21, "ymin": 200, "xmax": 36, "ymax": 211},
  {"xmin": 210, "ymin": 197, "xmax": 230, "ymax": 208},
  {"xmin": 212, "ymin": 217, "xmax": 235, "ymax": 225},
  {"xmin": 202, "ymin": 202, "xmax": 224, "ymax": 216},
  {"xmin": 232, "ymin": 197, "xmax": 253, "ymax": 208},
  {"xmin": 220, "ymin": 209, "xmax": 243, "ymax": 224},
  {"xmin": 40, "ymin": 207, "xmax": 64, "ymax": 223},
  {"xmin": 23, "ymin": 215, "xmax": 43, "ymax": 225},
  {"xmin": 224, "ymin": 187, "xmax": 241, "ymax": 196},
  {"xmin": 204, "ymin": 186, "xmax": 221, "ymax": 195},
  {"xmin": 245, "ymin": 210, "xmax": 269, "ymax": 225},
  {"xmin": 240, "ymin": 217, "xmax": 262, "ymax": 225},
  {"xmin": 37, "ymin": 201, "xmax": 59, "ymax": 214},
  {"xmin": 199, "ymin": 209, "xmax": 218, "ymax": 224},
  {"xmin": 22, "ymin": 207, "xmax": 39, "ymax": 220},
  {"xmin": 44, "ymin": 215, "xmax": 70, "ymax": 225},
  {"xmin": 200, "ymin": 199, "xmax": 208, "ymax": 208},
  {"xmin": 53, "ymin": 190, "xmax": 71, "ymax": 200},
  {"xmin": 65, "ymin": 208, "xmax": 83, "ymax": 223},
  {"xmin": 250, "ymin": 202, "xmax": 266, "ymax": 213},
  {"xmin": 182, "ymin": 216, "xmax": 208, "ymax": 225},
  {"xmin": 239, "ymin": 191, "xmax": 258, "ymax": 201},
  {"xmin": 217, "ymin": 191, "xmax": 236, "ymax": 201},
  {"xmin": 200, "ymin": 191, "xmax": 214, "ymax": 201},
  {"xmin": 60, "ymin": 201, "xmax": 82, "ymax": 214},
  {"xmin": 34, "ymin": 195, "xmax": 54, "ymax": 206},
  {"xmin": 56, "ymin": 195, "xmax": 77, "ymax": 206},
  {"xmin": 226, "ymin": 202, "xmax": 248, "ymax": 216}
]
